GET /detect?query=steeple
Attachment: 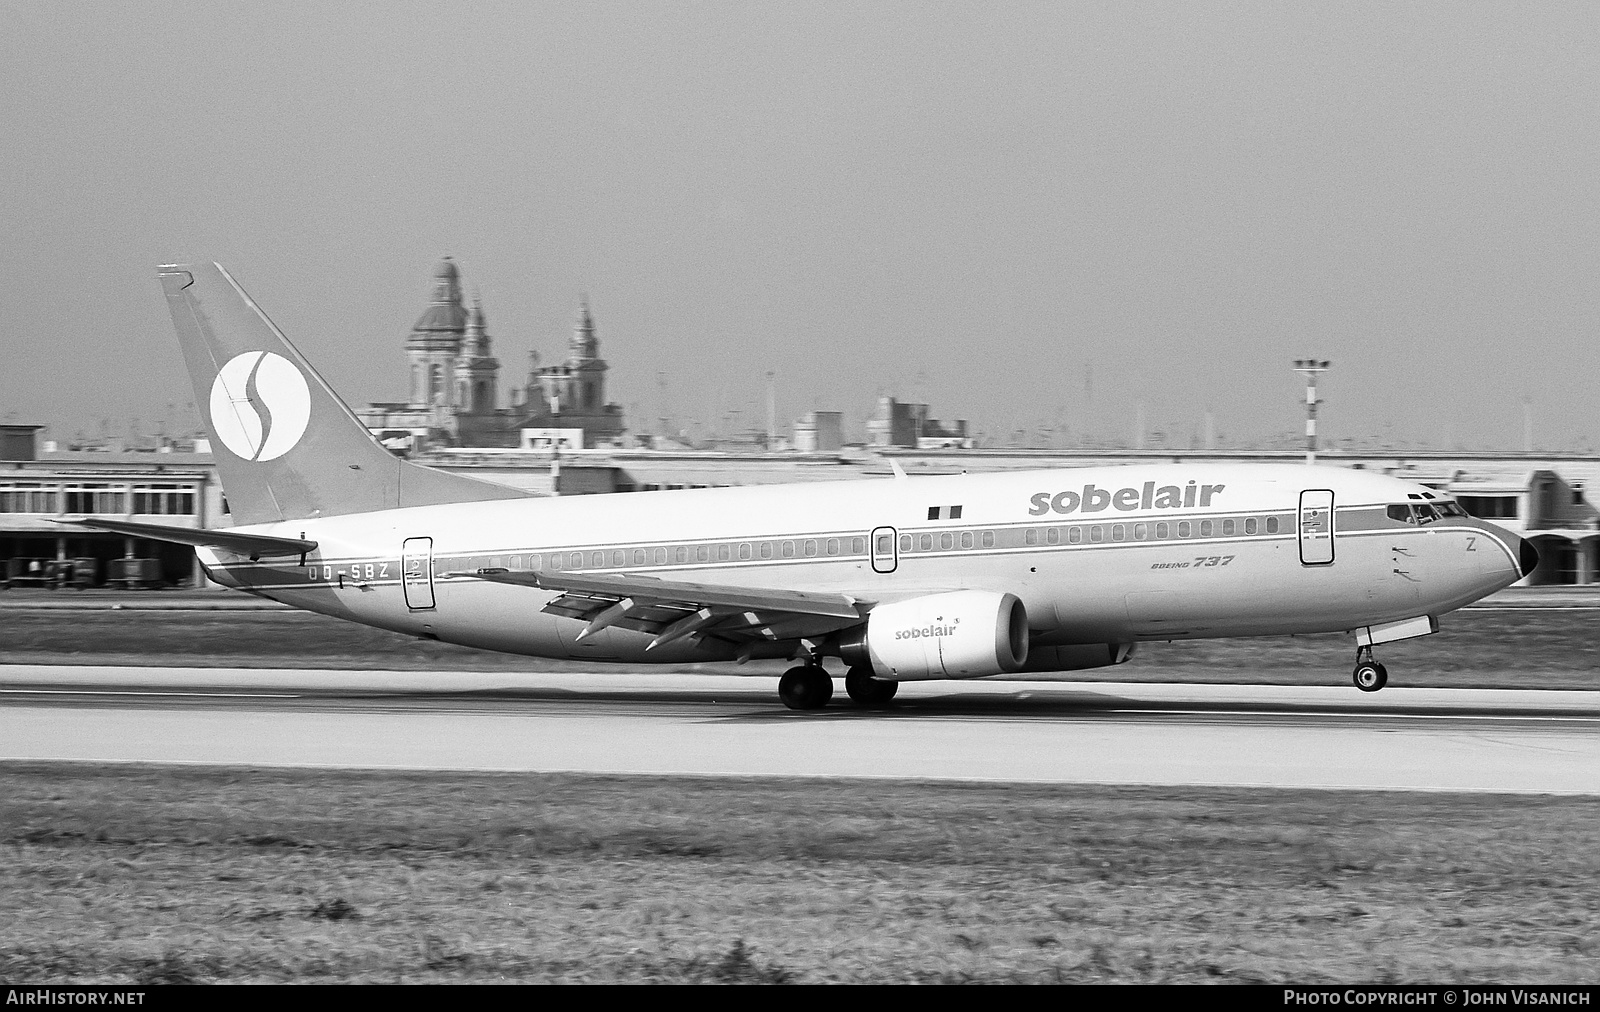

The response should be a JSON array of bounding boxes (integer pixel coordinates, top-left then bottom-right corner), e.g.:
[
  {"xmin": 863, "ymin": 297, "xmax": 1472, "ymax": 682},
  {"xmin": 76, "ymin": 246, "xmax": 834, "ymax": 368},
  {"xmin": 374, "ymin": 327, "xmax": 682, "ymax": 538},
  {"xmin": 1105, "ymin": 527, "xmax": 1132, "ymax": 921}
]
[
  {"xmin": 464, "ymin": 296, "xmax": 491, "ymax": 359},
  {"xmin": 569, "ymin": 299, "xmax": 599, "ymax": 361},
  {"xmin": 456, "ymin": 294, "xmax": 499, "ymax": 414}
]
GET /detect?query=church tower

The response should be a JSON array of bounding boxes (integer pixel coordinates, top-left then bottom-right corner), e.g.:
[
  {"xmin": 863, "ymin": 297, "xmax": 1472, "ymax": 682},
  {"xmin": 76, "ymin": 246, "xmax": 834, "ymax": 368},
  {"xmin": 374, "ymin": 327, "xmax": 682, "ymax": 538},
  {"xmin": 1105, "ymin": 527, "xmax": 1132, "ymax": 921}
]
[
  {"xmin": 406, "ymin": 258, "xmax": 468, "ymax": 409},
  {"xmin": 565, "ymin": 301, "xmax": 608, "ymax": 412},
  {"xmin": 456, "ymin": 297, "xmax": 500, "ymax": 415}
]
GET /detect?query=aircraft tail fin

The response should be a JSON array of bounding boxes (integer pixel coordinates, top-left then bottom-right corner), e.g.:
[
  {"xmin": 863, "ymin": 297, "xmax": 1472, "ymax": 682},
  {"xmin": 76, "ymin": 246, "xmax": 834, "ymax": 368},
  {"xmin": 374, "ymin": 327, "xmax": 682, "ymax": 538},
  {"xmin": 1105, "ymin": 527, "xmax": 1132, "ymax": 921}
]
[{"xmin": 159, "ymin": 261, "xmax": 530, "ymax": 526}]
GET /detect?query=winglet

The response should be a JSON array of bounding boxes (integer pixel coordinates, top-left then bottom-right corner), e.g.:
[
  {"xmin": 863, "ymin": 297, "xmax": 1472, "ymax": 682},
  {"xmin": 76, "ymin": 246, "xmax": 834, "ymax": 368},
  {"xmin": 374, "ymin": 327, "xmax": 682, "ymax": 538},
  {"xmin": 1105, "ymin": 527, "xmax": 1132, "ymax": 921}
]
[{"xmin": 888, "ymin": 459, "xmax": 908, "ymax": 480}]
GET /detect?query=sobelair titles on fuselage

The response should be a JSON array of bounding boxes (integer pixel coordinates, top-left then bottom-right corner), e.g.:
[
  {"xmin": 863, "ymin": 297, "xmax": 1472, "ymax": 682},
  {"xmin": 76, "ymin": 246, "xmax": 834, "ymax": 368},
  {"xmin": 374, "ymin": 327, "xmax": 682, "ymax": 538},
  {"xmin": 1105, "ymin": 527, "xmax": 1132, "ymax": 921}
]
[{"xmin": 62, "ymin": 261, "xmax": 1536, "ymax": 710}]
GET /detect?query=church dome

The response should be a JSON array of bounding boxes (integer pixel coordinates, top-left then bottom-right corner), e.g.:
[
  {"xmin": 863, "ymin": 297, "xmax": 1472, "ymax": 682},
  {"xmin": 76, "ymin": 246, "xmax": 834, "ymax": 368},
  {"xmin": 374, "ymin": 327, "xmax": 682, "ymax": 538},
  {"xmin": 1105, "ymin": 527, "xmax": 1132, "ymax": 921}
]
[{"xmin": 413, "ymin": 257, "xmax": 468, "ymax": 333}]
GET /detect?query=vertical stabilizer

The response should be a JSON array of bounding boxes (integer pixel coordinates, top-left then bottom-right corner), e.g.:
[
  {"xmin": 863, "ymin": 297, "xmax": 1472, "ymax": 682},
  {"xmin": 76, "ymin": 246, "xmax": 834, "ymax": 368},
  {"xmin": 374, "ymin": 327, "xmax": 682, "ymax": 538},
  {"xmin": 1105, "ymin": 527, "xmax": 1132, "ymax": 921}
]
[{"xmin": 159, "ymin": 261, "xmax": 529, "ymax": 525}]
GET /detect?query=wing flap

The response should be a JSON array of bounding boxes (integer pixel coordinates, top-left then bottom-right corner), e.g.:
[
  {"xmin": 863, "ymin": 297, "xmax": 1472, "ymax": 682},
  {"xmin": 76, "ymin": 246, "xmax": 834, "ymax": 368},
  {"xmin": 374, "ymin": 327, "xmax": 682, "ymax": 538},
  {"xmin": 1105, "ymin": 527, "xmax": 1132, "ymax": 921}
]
[
  {"xmin": 450, "ymin": 567, "xmax": 870, "ymax": 645},
  {"xmin": 454, "ymin": 568, "xmax": 869, "ymax": 619}
]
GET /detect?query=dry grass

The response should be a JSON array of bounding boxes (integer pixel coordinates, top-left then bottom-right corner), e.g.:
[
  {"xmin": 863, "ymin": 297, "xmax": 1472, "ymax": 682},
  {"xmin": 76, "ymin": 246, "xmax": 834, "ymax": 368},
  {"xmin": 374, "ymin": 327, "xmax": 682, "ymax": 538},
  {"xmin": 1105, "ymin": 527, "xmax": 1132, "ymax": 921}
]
[
  {"xmin": 2, "ymin": 607, "xmax": 1599, "ymax": 688},
  {"xmin": 3, "ymin": 765, "xmax": 1598, "ymax": 983}
]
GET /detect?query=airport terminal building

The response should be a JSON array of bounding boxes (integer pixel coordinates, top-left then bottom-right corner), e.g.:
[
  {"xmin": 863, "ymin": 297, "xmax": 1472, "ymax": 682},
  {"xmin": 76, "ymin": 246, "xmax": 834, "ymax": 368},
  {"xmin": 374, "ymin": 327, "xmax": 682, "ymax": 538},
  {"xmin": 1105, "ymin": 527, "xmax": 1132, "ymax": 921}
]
[{"xmin": 3, "ymin": 415, "xmax": 1598, "ymax": 590}]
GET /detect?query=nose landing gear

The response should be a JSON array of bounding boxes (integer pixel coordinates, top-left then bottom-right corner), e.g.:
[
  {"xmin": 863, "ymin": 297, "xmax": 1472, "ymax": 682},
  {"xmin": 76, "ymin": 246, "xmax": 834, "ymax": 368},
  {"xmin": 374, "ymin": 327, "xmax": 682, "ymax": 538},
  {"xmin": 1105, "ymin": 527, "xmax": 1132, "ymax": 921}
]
[{"xmin": 1352, "ymin": 646, "xmax": 1388, "ymax": 692}]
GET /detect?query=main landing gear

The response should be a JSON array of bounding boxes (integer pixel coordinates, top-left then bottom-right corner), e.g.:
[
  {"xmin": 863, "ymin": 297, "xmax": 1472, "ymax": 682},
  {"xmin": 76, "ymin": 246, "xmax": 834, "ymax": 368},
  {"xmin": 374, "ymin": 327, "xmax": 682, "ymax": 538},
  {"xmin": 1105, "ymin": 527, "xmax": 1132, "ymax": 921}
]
[
  {"xmin": 845, "ymin": 664, "xmax": 898, "ymax": 706},
  {"xmin": 778, "ymin": 664, "xmax": 833, "ymax": 710},
  {"xmin": 777, "ymin": 662, "xmax": 900, "ymax": 710},
  {"xmin": 1352, "ymin": 646, "xmax": 1388, "ymax": 693}
]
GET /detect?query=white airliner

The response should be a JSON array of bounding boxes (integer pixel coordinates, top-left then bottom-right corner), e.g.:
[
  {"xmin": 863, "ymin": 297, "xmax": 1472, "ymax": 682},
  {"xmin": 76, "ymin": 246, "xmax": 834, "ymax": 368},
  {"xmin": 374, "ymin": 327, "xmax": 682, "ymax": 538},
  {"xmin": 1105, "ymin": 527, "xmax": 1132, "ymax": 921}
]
[{"xmin": 66, "ymin": 262, "xmax": 1536, "ymax": 709}]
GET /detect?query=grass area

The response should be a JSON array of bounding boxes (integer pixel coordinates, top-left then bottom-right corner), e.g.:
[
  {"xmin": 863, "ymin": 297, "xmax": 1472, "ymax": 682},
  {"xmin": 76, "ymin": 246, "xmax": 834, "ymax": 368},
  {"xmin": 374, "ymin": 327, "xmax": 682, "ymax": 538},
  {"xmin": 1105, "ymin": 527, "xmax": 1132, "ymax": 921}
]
[
  {"xmin": 2, "ymin": 765, "xmax": 1597, "ymax": 983},
  {"xmin": 2, "ymin": 607, "xmax": 1598, "ymax": 689}
]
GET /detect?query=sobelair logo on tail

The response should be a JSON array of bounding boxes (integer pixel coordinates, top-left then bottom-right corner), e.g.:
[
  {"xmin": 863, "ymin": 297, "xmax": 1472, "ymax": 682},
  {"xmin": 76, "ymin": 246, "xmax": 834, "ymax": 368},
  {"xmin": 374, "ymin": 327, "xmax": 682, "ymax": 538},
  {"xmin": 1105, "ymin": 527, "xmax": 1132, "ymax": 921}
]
[
  {"xmin": 209, "ymin": 351, "xmax": 311, "ymax": 461},
  {"xmin": 1029, "ymin": 480, "xmax": 1226, "ymax": 516}
]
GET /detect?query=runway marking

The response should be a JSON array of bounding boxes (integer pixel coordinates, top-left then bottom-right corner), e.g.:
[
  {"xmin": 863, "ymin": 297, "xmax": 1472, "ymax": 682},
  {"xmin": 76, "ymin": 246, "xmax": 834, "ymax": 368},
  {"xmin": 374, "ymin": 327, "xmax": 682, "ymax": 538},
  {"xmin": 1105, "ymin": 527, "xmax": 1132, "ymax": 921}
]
[
  {"xmin": 1103, "ymin": 707, "xmax": 1600, "ymax": 723},
  {"xmin": 0, "ymin": 688, "xmax": 299, "ymax": 699}
]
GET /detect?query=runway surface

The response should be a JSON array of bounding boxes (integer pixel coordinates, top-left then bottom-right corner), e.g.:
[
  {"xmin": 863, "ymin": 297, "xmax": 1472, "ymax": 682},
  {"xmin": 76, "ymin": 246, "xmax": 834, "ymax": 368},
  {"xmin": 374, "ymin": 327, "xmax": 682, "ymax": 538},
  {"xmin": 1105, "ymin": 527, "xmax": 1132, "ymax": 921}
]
[{"xmin": 2, "ymin": 665, "xmax": 1598, "ymax": 793}]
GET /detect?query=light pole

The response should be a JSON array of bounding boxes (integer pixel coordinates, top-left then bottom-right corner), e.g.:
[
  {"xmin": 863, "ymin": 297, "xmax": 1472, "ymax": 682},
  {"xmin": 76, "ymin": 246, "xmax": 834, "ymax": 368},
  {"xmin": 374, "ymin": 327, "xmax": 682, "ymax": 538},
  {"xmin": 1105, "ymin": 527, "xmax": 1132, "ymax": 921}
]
[
  {"xmin": 1292, "ymin": 359, "xmax": 1330, "ymax": 466},
  {"xmin": 549, "ymin": 392, "xmax": 561, "ymax": 494}
]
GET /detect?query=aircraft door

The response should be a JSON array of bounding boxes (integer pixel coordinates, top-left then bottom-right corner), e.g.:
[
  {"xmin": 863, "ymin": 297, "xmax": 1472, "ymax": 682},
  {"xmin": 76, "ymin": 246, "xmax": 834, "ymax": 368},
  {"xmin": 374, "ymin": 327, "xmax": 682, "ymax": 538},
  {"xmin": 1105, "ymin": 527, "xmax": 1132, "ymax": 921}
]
[
  {"xmin": 402, "ymin": 537, "xmax": 435, "ymax": 610},
  {"xmin": 1298, "ymin": 490, "xmax": 1335, "ymax": 566},
  {"xmin": 871, "ymin": 526, "xmax": 898, "ymax": 574}
]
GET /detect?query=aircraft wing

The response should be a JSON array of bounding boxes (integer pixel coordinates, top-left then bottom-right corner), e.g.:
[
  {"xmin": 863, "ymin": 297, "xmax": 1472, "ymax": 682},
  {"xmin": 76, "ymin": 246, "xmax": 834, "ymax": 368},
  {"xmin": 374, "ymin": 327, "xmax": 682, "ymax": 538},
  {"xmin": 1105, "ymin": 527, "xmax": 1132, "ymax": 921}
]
[
  {"xmin": 451, "ymin": 568, "xmax": 871, "ymax": 650},
  {"xmin": 52, "ymin": 518, "xmax": 316, "ymax": 559}
]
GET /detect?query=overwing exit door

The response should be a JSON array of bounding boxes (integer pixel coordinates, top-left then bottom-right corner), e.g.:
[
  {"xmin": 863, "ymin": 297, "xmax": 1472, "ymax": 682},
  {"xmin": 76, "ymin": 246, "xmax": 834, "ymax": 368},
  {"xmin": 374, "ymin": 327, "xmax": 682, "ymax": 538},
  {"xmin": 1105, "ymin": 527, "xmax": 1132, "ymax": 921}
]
[
  {"xmin": 402, "ymin": 537, "xmax": 435, "ymax": 610},
  {"xmin": 1298, "ymin": 490, "xmax": 1335, "ymax": 566}
]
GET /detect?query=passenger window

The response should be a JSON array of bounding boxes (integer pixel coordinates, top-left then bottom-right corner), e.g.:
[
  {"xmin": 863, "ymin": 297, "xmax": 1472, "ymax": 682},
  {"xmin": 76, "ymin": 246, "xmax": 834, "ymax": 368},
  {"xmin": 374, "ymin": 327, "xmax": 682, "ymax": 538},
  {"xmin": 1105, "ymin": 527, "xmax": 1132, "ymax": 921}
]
[
  {"xmin": 900, "ymin": 534, "xmax": 912, "ymax": 552},
  {"xmin": 549, "ymin": 554, "xmax": 562, "ymax": 571},
  {"xmin": 1046, "ymin": 528, "xmax": 1060, "ymax": 545},
  {"xmin": 696, "ymin": 545, "xmax": 710, "ymax": 562},
  {"xmin": 612, "ymin": 550, "xmax": 624, "ymax": 566},
  {"xmin": 1244, "ymin": 518, "xmax": 1257, "ymax": 535},
  {"xmin": 940, "ymin": 532, "xmax": 953, "ymax": 550},
  {"xmin": 803, "ymin": 539, "xmax": 817, "ymax": 557},
  {"xmin": 1024, "ymin": 529, "xmax": 1038, "ymax": 546},
  {"xmin": 633, "ymin": 549, "xmax": 646, "ymax": 565},
  {"xmin": 1111, "ymin": 525, "xmax": 1125, "ymax": 542},
  {"xmin": 1090, "ymin": 526, "xmax": 1104, "ymax": 543},
  {"xmin": 852, "ymin": 537, "xmax": 866, "ymax": 554},
  {"xmin": 570, "ymin": 552, "xmax": 583, "ymax": 569},
  {"xmin": 781, "ymin": 541, "xmax": 795, "ymax": 558},
  {"xmin": 530, "ymin": 554, "xmax": 542, "ymax": 571},
  {"xmin": 759, "ymin": 542, "xmax": 773, "ymax": 560},
  {"xmin": 1133, "ymin": 523, "xmax": 1147, "ymax": 541},
  {"xmin": 510, "ymin": 556, "xmax": 521, "ymax": 569},
  {"xmin": 1155, "ymin": 522, "xmax": 1168, "ymax": 539},
  {"xmin": 1178, "ymin": 522, "xmax": 1190, "ymax": 538},
  {"xmin": 1266, "ymin": 517, "xmax": 1280, "ymax": 534},
  {"xmin": 1200, "ymin": 521, "xmax": 1213, "ymax": 537},
  {"xmin": 826, "ymin": 538, "xmax": 840, "ymax": 556},
  {"xmin": 918, "ymin": 534, "xmax": 932, "ymax": 551},
  {"xmin": 654, "ymin": 548, "xmax": 667, "ymax": 565},
  {"xmin": 981, "ymin": 531, "xmax": 995, "ymax": 548},
  {"xmin": 1068, "ymin": 527, "xmax": 1082, "ymax": 544},
  {"xmin": 718, "ymin": 544, "xmax": 731, "ymax": 562},
  {"xmin": 960, "ymin": 531, "xmax": 973, "ymax": 549},
  {"xmin": 738, "ymin": 543, "xmax": 752, "ymax": 561},
  {"xmin": 1222, "ymin": 519, "xmax": 1235, "ymax": 536}
]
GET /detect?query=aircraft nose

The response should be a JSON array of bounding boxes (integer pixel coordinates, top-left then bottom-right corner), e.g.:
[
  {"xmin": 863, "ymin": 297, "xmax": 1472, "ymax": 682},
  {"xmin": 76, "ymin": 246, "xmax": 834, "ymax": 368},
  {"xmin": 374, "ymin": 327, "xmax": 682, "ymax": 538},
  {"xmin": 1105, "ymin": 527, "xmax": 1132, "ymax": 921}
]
[{"xmin": 1518, "ymin": 537, "xmax": 1539, "ymax": 579}]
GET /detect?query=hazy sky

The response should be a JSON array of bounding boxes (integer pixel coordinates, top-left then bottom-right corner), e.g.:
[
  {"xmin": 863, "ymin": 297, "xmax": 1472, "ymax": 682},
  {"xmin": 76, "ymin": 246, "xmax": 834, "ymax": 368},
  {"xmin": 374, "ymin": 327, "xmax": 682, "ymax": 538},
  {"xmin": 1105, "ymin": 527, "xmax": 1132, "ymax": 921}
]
[{"xmin": 3, "ymin": 2, "xmax": 1597, "ymax": 450}]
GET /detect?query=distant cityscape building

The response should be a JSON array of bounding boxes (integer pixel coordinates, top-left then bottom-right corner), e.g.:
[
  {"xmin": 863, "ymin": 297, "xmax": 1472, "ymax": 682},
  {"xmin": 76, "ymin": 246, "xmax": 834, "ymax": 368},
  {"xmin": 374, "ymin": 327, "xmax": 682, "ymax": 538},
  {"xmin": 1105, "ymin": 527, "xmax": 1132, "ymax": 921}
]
[
  {"xmin": 867, "ymin": 397, "xmax": 971, "ymax": 449},
  {"xmin": 793, "ymin": 411, "xmax": 843, "ymax": 453},
  {"xmin": 358, "ymin": 258, "xmax": 626, "ymax": 450}
]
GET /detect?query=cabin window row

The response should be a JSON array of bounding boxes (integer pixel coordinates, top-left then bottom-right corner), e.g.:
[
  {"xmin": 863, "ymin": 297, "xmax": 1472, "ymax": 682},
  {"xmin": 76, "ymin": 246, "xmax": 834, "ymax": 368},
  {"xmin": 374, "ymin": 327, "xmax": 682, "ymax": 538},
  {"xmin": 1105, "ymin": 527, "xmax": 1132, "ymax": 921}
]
[
  {"xmin": 468, "ymin": 536, "xmax": 872, "ymax": 573},
  {"xmin": 1011, "ymin": 515, "xmax": 1281, "ymax": 549}
]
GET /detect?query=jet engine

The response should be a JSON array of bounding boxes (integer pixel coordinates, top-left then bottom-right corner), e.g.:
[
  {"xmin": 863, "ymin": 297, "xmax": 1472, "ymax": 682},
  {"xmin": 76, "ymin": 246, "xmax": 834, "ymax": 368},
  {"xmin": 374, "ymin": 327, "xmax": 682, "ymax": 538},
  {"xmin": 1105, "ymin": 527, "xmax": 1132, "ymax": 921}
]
[{"xmin": 858, "ymin": 590, "xmax": 1028, "ymax": 680}]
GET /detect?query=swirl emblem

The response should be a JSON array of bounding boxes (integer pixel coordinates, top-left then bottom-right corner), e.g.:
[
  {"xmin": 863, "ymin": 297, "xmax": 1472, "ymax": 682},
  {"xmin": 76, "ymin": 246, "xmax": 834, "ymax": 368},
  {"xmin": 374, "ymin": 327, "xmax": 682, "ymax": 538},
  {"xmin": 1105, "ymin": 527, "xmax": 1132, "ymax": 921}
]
[{"xmin": 208, "ymin": 351, "xmax": 312, "ymax": 462}]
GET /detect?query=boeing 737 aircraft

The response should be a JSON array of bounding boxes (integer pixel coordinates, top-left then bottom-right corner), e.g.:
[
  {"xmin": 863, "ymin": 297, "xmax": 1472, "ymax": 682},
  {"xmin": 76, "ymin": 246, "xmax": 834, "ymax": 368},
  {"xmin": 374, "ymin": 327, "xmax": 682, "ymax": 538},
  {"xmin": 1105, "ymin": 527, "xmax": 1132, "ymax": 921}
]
[{"xmin": 65, "ymin": 262, "xmax": 1537, "ymax": 709}]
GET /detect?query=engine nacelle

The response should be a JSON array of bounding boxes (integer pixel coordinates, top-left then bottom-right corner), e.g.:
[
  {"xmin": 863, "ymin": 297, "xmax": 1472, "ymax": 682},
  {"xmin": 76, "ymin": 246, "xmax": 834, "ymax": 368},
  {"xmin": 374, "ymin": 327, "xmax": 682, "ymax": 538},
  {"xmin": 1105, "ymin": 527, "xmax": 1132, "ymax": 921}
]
[
  {"xmin": 1016, "ymin": 642, "xmax": 1136, "ymax": 675},
  {"xmin": 863, "ymin": 591, "xmax": 1028, "ymax": 680}
]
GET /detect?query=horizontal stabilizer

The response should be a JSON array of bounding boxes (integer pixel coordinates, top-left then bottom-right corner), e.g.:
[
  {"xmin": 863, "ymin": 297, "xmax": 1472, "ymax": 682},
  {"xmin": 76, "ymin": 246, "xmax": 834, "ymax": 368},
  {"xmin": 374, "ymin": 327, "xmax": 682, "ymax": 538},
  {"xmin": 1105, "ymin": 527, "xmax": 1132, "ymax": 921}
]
[{"xmin": 53, "ymin": 518, "xmax": 316, "ymax": 559}]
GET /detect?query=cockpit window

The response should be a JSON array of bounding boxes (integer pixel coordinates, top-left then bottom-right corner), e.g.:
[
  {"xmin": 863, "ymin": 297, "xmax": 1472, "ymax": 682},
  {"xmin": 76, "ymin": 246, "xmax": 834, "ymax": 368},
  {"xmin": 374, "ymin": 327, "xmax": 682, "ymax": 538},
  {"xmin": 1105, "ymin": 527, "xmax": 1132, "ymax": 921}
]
[{"xmin": 1388, "ymin": 501, "xmax": 1468, "ymax": 525}]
